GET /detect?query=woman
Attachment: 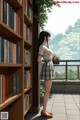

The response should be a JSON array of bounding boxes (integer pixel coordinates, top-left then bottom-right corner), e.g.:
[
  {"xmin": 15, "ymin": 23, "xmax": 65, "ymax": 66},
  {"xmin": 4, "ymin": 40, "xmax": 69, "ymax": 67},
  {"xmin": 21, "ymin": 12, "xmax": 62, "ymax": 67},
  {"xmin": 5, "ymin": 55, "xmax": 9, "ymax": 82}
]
[{"xmin": 37, "ymin": 31, "xmax": 55, "ymax": 118}]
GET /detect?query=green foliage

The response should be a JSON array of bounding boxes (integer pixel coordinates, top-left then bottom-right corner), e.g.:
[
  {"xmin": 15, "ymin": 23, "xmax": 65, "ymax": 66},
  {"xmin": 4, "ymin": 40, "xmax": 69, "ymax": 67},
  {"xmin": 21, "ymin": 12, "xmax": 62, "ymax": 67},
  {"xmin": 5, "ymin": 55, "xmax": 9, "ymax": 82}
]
[
  {"xmin": 35, "ymin": 0, "xmax": 60, "ymax": 29},
  {"xmin": 55, "ymin": 69, "xmax": 78, "ymax": 80},
  {"xmin": 40, "ymin": 84, "xmax": 45, "ymax": 97},
  {"xmin": 55, "ymin": 72, "xmax": 65, "ymax": 79},
  {"xmin": 49, "ymin": 18, "xmax": 80, "ymax": 60},
  {"xmin": 67, "ymin": 69, "xmax": 78, "ymax": 79}
]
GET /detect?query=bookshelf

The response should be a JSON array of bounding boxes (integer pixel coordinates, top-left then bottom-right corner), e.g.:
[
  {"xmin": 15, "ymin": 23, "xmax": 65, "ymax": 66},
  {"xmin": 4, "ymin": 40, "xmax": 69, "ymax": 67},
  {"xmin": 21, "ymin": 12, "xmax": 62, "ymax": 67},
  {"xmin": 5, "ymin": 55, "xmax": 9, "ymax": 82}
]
[{"xmin": 0, "ymin": 0, "xmax": 33, "ymax": 120}]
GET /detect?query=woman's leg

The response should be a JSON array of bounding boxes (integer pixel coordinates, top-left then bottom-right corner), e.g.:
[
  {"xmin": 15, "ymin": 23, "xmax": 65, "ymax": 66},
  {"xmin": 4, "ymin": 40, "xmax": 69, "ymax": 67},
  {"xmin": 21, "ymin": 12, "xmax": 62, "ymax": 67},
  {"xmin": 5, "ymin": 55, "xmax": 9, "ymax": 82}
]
[{"xmin": 42, "ymin": 80, "xmax": 52, "ymax": 113}]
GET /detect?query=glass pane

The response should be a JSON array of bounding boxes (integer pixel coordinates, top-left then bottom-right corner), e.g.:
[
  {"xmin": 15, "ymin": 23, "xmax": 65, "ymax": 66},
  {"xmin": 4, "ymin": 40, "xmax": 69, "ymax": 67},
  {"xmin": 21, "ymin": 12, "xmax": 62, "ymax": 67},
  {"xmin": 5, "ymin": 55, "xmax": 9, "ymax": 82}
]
[
  {"xmin": 79, "ymin": 66, "xmax": 80, "ymax": 79},
  {"xmin": 54, "ymin": 66, "xmax": 66, "ymax": 80},
  {"xmin": 67, "ymin": 66, "xmax": 78, "ymax": 80}
]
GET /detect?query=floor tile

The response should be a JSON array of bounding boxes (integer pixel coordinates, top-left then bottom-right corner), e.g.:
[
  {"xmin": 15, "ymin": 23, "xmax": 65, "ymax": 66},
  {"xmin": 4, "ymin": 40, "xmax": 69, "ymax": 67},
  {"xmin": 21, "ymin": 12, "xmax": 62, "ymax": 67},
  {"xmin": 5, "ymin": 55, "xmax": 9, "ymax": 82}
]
[
  {"xmin": 52, "ymin": 107, "xmax": 66, "ymax": 114},
  {"xmin": 53, "ymin": 103, "xmax": 65, "ymax": 107},
  {"xmin": 51, "ymin": 114, "xmax": 67, "ymax": 120},
  {"xmin": 65, "ymin": 103, "xmax": 78, "ymax": 109},
  {"xmin": 67, "ymin": 109, "xmax": 80, "ymax": 115},
  {"xmin": 67, "ymin": 115, "xmax": 80, "ymax": 120},
  {"xmin": 26, "ymin": 94, "xmax": 80, "ymax": 120}
]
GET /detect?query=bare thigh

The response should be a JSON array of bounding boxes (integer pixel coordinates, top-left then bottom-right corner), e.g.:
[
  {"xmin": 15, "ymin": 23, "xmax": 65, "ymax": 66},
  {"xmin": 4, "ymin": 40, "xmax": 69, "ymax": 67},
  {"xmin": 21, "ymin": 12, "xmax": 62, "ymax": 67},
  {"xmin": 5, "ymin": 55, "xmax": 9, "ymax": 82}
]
[{"xmin": 44, "ymin": 80, "xmax": 52, "ymax": 93}]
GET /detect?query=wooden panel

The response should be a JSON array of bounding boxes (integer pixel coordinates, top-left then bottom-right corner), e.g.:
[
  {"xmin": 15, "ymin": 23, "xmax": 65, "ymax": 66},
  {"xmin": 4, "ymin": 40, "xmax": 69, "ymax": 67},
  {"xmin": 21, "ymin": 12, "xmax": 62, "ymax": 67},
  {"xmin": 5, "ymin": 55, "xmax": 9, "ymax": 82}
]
[
  {"xmin": 6, "ymin": 0, "xmax": 22, "ymax": 12},
  {"xmin": 24, "ymin": 13, "xmax": 32, "ymax": 27},
  {"xmin": 0, "ymin": 22, "xmax": 22, "ymax": 43},
  {"xmin": 0, "ymin": 94, "xmax": 22, "ymax": 110}
]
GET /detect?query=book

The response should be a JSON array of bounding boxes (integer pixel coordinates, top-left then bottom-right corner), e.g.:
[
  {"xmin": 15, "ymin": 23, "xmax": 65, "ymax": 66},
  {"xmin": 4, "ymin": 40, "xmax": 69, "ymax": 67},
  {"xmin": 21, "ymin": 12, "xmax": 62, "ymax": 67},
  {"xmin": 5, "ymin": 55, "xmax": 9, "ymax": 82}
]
[
  {"xmin": 2, "ymin": 75, "xmax": 5, "ymax": 103},
  {"xmin": 3, "ymin": 0, "xmax": 7, "ymax": 24},
  {"xmin": 12, "ymin": 75, "xmax": 20, "ymax": 94},
  {"xmin": 0, "ymin": 75, "xmax": 2, "ymax": 104},
  {"xmin": 24, "ymin": 94, "xmax": 29, "ymax": 111},
  {"xmin": 24, "ymin": 70, "xmax": 31, "ymax": 89},
  {"xmin": 0, "ymin": 0, "xmax": 3, "ymax": 21},
  {"xmin": 0, "ymin": 37, "xmax": 4, "ymax": 62},
  {"xmin": 9, "ymin": 6, "xmax": 14, "ymax": 29},
  {"xmin": 0, "ymin": 37, "xmax": 2, "ymax": 62},
  {"xmin": 16, "ymin": 45, "xmax": 20, "ymax": 64}
]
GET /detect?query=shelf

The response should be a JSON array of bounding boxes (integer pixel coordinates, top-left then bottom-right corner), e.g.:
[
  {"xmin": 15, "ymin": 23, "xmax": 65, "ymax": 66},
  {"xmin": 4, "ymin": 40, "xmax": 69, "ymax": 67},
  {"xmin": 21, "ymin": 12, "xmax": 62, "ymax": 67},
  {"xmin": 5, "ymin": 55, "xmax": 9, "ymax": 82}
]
[
  {"xmin": 6, "ymin": 0, "xmax": 22, "ymax": 12},
  {"xmin": 24, "ymin": 85, "xmax": 32, "ymax": 94},
  {"xmin": 24, "ymin": 40, "xmax": 32, "ymax": 48},
  {"xmin": 0, "ymin": 94, "xmax": 22, "ymax": 111},
  {"xmin": 24, "ymin": 13, "xmax": 32, "ymax": 27},
  {"xmin": 0, "ymin": 63, "xmax": 22, "ymax": 67},
  {"xmin": 24, "ymin": 103, "xmax": 32, "ymax": 116},
  {"xmin": 24, "ymin": 64, "xmax": 32, "ymax": 68},
  {"xmin": 0, "ymin": 0, "xmax": 33, "ymax": 119},
  {"xmin": 0, "ymin": 22, "xmax": 22, "ymax": 43}
]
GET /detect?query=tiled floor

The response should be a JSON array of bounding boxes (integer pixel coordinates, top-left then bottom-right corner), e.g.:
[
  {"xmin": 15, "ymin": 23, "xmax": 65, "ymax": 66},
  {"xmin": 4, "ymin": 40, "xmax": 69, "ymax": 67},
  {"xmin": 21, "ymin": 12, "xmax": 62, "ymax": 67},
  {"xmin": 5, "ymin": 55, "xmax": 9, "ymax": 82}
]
[{"xmin": 26, "ymin": 94, "xmax": 80, "ymax": 120}]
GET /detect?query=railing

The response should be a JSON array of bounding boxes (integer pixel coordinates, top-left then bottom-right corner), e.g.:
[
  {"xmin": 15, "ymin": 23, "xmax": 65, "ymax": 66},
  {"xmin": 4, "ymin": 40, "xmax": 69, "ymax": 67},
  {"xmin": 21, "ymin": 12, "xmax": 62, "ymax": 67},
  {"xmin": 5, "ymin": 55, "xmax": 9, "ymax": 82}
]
[{"xmin": 54, "ymin": 60, "xmax": 80, "ymax": 81}]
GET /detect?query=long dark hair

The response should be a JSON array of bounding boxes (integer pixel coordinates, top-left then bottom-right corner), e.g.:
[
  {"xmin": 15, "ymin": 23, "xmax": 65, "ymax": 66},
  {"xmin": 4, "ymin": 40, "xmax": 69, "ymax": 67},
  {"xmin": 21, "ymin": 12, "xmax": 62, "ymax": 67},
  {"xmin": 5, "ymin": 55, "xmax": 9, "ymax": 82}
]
[{"xmin": 37, "ymin": 31, "xmax": 51, "ymax": 53}]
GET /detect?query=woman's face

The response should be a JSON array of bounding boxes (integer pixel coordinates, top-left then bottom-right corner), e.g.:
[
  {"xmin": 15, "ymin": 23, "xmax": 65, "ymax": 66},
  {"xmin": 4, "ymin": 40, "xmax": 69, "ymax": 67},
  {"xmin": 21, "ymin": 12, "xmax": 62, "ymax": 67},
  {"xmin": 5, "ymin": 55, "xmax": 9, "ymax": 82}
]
[
  {"xmin": 44, "ymin": 35, "xmax": 50, "ymax": 41},
  {"xmin": 47, "ymin": 35, "xmax": 51, "ymax": 41}
]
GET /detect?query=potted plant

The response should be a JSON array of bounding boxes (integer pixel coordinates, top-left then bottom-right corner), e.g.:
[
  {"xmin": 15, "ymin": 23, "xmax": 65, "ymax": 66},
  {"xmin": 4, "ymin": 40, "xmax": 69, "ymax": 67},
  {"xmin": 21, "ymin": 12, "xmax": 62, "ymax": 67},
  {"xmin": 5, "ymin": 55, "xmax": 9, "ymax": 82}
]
[{"xmin": 52, "ymin": 53, "xmax": 60, "ymax": 64}]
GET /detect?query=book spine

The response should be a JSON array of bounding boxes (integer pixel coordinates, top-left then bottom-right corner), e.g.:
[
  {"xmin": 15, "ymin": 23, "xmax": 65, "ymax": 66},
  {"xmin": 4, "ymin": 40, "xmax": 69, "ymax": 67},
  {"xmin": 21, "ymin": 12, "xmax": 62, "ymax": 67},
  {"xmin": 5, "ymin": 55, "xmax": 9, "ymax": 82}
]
[
  {"xmin": 7, "ymin": 41, "xmax": 9, "ymax": 63},
  {"xmin": 16, "ymin": 45, "xmax": 20, "ymax": 64},
  {"xmin": 20, "ymin": 18, "xmax": 22, "ymax": 36},
  {"xmin": 4, "ymin": 39, "xmax": 6, "ymax": 63},
  {"xmin": 14, "ymin": 12, "xmax": 16, "ymax": 32},
  {"xmin": 2, "ymin": 75, "xmax": 5, "ymax": 103},
  {"xmin": 10, "ymin": 6, "xmax": 14, "ymax": 29},
  {"xmin": 16, "ymin": 76, "xmax": 19, "ymax": 93},
  {"xmin": 0, "ymin": 37, "xmax": 2, "ymax": 62},
  {"xmin": 0, "ymin": 75, "xmax": 2, "ymax": 104},
  {"xmin": 1, "ymin": 38, "xmax": 4, "ymax": 62},
  {"xmin": 3, "ymin": 0, "xmax": 7, "ymax": 24},
  {"xmin": 0, "ymin": 0, "xmax": 3, "ymax": 21},
  {"xmin": 12, "ymin": 75, "xmax": 17, "ymax": 94}
]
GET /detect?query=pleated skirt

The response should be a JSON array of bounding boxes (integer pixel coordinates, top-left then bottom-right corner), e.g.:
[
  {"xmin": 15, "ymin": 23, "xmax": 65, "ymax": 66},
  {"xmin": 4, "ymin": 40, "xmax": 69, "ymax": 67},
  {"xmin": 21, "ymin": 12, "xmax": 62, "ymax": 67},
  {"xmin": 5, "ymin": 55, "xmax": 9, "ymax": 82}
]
[{"xmin": 40, "ymin": 60, "xmax": 55, "ymax": 80}]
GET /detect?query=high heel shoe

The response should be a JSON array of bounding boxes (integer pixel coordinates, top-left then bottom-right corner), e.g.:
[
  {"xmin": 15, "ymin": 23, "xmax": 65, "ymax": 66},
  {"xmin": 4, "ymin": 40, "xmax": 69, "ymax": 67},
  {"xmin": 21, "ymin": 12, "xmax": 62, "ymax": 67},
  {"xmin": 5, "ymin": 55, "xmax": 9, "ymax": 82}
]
[
  {"xmin": 41, "ymin": 110, "xmax": 53, "ymax": 118},
  {"xmin": 47, "ymin": 111, "xmax": 53, "ymax": 116}
]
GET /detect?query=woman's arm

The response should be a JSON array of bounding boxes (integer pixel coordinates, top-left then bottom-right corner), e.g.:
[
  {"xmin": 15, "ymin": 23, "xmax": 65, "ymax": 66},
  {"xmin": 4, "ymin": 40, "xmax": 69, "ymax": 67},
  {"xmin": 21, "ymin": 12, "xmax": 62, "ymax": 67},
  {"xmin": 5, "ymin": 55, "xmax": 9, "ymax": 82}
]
[{"xmin": 37, "ymin": 55, "xmax": 43, "ymax": 64}]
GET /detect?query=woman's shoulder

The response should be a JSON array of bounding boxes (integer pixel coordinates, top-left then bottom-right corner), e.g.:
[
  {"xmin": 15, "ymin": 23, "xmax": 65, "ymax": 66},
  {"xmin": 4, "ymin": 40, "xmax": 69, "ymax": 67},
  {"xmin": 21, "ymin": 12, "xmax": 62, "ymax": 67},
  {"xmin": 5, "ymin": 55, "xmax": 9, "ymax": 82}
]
[
  {"xmin": 40, "ymin": 43, "xmax": 47, "ymax": 48},
  {"xmin": 39, "ymin": 44, "xmax": 45, "ymax": 49}
]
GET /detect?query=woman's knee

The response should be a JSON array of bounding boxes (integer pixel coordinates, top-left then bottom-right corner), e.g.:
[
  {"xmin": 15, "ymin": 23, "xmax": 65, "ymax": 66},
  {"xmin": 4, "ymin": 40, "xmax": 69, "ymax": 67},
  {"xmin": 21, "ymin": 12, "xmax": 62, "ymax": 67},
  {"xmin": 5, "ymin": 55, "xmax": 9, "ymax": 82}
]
[{"xmin": 45, "ymin": 88, "xmax": 51, "ymax": 94}]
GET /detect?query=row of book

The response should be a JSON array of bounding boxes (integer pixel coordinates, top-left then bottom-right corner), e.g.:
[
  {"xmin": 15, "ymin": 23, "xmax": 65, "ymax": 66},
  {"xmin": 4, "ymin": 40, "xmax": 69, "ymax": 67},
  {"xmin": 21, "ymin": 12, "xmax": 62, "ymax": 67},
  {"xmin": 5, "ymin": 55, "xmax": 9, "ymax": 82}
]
[
  {"xmin": 24, "ymin": 23, "xmax": 32, "ymax": 45},
  {"xmin": 24, "ymin": 49, "xmax": 31, "ymax": 64},
  {"xmin": 0, "ymin": 37, "xmax": 20, "ymax": 63},
  {"xmin": 0, "ymin": 74, "xmax": 20, "ymax": 104},
  {"xmin": 0, "ymin": 0, "xmax": 22, "ymax": 35},
  {"xmin": 24, "ymin": 70, "xmax": 31, "ymax": 89},
  {"xmin": 24, "ymin": 94, "xmax": 29, "ymax": 111},
  {"xmin": 24, "ymin": 0, "xmax": 33, "ymax": 22}
]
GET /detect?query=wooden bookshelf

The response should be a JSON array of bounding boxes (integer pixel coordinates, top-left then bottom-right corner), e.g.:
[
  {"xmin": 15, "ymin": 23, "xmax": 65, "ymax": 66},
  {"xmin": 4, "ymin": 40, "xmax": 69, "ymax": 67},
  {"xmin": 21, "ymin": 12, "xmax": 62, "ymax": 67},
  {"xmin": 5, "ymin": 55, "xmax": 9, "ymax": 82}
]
[
  {"xmin": 24, "ymin": 85, "xmax": 32, "ymax": 94},
  {"xmin": 24, "ymin": 103, "xmax": 32, "ymax": 116},
  {"xmin": 0, "ymin": 0, "xmax": 33, "ymax": 120},
  {"xmin": 6, "ymin": 0, "xmax": 22, "ymax": 12},
  {"xmin": 0, "ymin": 94, "xmax": 22, "ymax": 111},
  {"xmin": 0, "ymin": 22, "xmax": 22, "ymax": 42},
  {"xmin": 24, "ymin": 13, "xmax": 32, "ymax": 27},
  {"xmin": 0, "ymin": 63, "xmax": 22, "ymax": 67}
]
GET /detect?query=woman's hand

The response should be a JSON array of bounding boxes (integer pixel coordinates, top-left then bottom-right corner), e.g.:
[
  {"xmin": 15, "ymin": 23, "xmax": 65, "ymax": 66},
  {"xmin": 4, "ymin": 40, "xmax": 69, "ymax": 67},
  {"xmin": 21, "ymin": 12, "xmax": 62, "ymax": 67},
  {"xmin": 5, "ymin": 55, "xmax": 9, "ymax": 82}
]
[{"xmin": 53, "ymin": 53, "xmax": 56, "ymax": 57}]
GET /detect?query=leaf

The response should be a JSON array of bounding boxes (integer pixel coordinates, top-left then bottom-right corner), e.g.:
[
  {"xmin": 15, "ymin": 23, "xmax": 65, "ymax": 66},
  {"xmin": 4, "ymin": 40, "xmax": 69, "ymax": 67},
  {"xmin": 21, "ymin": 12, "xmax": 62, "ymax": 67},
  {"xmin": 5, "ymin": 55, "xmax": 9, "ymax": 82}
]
[{"xmin": 34, "ymin": 0, "xmax": 60, "ymax": 29}]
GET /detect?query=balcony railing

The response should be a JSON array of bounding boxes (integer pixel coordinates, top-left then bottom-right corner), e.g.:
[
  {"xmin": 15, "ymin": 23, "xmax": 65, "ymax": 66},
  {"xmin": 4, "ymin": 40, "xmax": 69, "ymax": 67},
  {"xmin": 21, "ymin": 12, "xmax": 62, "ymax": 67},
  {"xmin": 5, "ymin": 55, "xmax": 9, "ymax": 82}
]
[{"xmin": 53, "ymin": 60, "xmax": 80, "ymax": 81}]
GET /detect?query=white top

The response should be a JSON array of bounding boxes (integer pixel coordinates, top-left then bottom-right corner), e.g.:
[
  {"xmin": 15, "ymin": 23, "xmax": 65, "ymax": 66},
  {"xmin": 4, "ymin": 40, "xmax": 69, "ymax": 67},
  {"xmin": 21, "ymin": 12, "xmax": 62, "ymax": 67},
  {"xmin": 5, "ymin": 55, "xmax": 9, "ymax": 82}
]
[{"xmin": 38, "ymin": 41, "xmax": 53, "ymax": 60}]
